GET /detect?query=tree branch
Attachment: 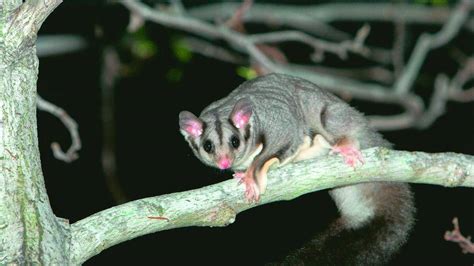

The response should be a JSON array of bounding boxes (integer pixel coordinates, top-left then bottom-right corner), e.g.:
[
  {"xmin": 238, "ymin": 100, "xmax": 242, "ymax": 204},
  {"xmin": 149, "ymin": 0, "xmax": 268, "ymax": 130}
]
[
  {"xmin": 70, "ymin": 147, "xmax": 474, "ymax": 264},
  {"xmin": 1, "ymin": 0, "xmax": 66, "ymax": 263},
  {"xmin": 449, "ymin": 56, "xmax": 474, "ymax": 102},
  {"xmin": 3, "ymin": 0, "xmax": 62, "ymax": 61},
  {"xmin": 37, "ymin": 94, "xmax": 81, "ymax": 163},
  {"xmin": 122, "ymin": 0, "xmax": 473, "ymax": 132},
  {"xmin": 121, "ymin": 0, "xmax": 427, "ymax": 131},
  {"xmin": 444, "ymin": 217, "xmax": 474, "ymax": 254},
  {"xmin": 394, "ymin": 0, "xmax": 471, "ymax": 95},
  {"xmin": 247, "ymin": 25, "xmax": 372, "ymax": 62},
  {"xmin": 189, "ymin": 2, "xmax": 474, "ymax": 32}
]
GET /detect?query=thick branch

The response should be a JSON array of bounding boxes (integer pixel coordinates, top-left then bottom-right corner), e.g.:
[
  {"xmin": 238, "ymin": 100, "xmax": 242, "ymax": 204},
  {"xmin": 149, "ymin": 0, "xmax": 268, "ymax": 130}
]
[
  {"xmin": 2, "ymin": 0, "xmax": 62, "ymax": 62},
  {"xmin": 1, "ymin": 0, "xmax": 66, "ymax": 264},
  {"xmin": 70, "ymin": 147, "xmax": 474, "ymax": 264}
]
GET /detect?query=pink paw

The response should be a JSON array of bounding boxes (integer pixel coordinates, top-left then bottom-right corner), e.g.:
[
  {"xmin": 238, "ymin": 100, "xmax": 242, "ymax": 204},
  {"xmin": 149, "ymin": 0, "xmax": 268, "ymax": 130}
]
[
  {"xmin": 244, "ymin": 178, "xmax": 260, "ymax": 202},
  {"xmin": 233, "ymin": 171, "xmax": 246, "ymax": 183},
  {"xmin": 234, "ymin": 171, "xmax": 260, "ymax": 202},
  {"xmin": 331, "ymin": 145, "xmax": 364, "ymax": 167}
]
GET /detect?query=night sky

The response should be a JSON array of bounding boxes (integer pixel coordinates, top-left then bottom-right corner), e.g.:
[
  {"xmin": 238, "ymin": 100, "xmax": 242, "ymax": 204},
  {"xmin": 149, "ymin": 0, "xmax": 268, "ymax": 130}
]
[{"xmin": 36, "ymin": 2, "xmax": 473, "ymax": 265}]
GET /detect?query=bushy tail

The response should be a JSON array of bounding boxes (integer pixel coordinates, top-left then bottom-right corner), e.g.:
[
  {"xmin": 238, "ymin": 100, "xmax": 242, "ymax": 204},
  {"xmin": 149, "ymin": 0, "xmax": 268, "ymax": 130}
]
[{"xmin": 273, "ymin": 183, "xmax": 415, "ymax": 266}]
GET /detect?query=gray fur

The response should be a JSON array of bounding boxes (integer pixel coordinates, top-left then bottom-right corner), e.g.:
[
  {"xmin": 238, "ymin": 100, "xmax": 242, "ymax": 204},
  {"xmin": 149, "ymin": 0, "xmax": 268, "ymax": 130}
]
[{"xmin": 179, "ymin": 73, "xmax": 415, "ymax": 265}]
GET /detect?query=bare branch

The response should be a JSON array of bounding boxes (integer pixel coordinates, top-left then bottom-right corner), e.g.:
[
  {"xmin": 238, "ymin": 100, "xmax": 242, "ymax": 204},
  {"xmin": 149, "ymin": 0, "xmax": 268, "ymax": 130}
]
[
  {"xmin": 449, "ymin": 57, "xmax": 474, "ymax": 102},
  {"xmin": 36, "ymin": 35, "xmax": 87, "ymax": 57},
  {"xmin": 100, "ymin": 47, "xmax": 127, "ymax": 204},
  {"xmin": 170, "ymin": 0, "xmax": 185, "ymax": 15},
  {"xmin": 392, "ymin": 20, "xmax": 406, "ymax": 78},
  {"xmin": 122, "ymin": 0, "xmax": 472, "ymax": 131},
  {"xmin": 394, "ymin": 0, "xmax": 471, "ymax": 94},
  {"xmin": 127, "ymin": 11, "xmax": 145, "ymax": 32},
  {"xmin": 248, "ymin": 25, "xmax": 371, "ymax": 62},
  {"xmin": 121, "ymin": 0, "xmax": 424, "ymax": 131},
  {"xmin": 37, "ymin": 94, "xmax": 81, "ymax": 163},
  {"xmin": 444, "ymin": 217, "xmax": 474, "ymax": 254},
  {"xmin": 189, "ymin": 2, "xmax": 474, "ymax": 32},
  {"xmin": 123, "ymin": 1, "xmax": 220, "ymax": 40},
  {"xmin": 70, "ymin": 147, "xmax": 474, "ymax": 264},
  {"xmin": 417, "ymin": 74, "xmax": 450, "ymax": 129},
  {"xmin": 191, "ymin": 2, "xmax": 353, "ymax": 41},
  {"xmin": 182, "ymin": 37, "xmax": 246, "ymax": 64},
  {"xmin": 296, "ymin": 65, "xmax": 394, "ymax": 85},
  {"xmin": 225, "ymin": 0, "xmax": 253, "ymax": 32}
]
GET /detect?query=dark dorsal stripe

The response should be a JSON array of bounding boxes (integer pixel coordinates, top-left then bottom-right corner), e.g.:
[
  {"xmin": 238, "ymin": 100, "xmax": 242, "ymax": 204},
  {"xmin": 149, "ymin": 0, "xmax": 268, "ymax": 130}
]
[
  {"xmin": 244, "ymin": 124, "xmax": 251, "ymax": 141},
  {"xmin": 213, "ymin": 113, "xmax": 223, "ymax": 145},
  {"xmin": 320, "ymin": 104, "xmax": 328, "ymax": 129}
]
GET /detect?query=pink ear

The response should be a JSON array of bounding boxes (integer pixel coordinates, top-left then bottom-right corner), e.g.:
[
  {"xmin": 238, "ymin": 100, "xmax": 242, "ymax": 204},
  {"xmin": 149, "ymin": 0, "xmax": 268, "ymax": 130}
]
[
  {"xmin": 230, "ymin": 98, "xmax": 252, "ymax": 129},
  {"xmin": 179, "ymin": 111, "xmax": 203, "ymax": 138}
]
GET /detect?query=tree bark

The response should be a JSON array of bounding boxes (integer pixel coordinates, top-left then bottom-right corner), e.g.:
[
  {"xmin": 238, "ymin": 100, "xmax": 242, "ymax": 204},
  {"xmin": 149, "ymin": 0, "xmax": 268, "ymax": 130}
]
[
  {"xmin": 0, "ymin": 0, "xmax": 66, "ymax": 264},
  {"xmin": 69, "ymin": 147, "xmax": 474, "ymax": 264}
]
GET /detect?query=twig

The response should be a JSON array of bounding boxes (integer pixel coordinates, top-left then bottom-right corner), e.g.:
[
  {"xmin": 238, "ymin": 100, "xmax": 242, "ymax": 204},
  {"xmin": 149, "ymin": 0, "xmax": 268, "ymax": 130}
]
[
  {"xmin": 392, "ymin": 20, "xmax": 406, "ymax": 78},
  {"xmin": 190, "ymin": 2, "xmax": 353, "ymax": 41},
  {"xmin": 127, "ymin": 11, "xmax": 145, "ymax": 32},
  {"xmin": 416, "ymin": 74, "xmax": 450, "ymax": 129},
  {"xmin": 444, "ymin": 217, "xmax": 474, "ymax": 254},
  {"xmin": 182, "ymin": 37, "xmax": 246, "ymax": 64},
  {"xmin": 36, "ymin": 35, "xmax": 87, "ymax": 58},
  {"xmin": 121, "ymin": 0, "xmax": 471, "ymax": 131},
  {"xmin": 36, "ymin": 94, "xmax": 81, "ymax": 163},
  {"xmin": 122, "ymin": 0, "xmax": 424, "ymax": 130},
  {"xmin": 394, "ymin": 0, "xmax": 471, "ymax": 94},
  {"xmin": 225, "ymin": 0, "xmax": 253, "ymax": 32},
  {"xmin": 189, "ymin": 2, "xmax": 474, "ymax": 32},
  {"xmin": 449, "ymin": 57, "xmax": 474, "ymax": 102},
  {"xmin": 123, "ymin": 1, "xmax": 221, "ymax": 40},
  {"xmin": 170, "ymin": 0, "xmax": 185, "ymax": 15},
  {"xmin": 225, "ymin": 0, "xmax": 288, "ymax": 65},
  {"xmin": 248, "ymin": 25, "xmax": 371, "ymax": 62},
  {"xmin": 101, "ymin": 47, "xmax": 127, "ymax": 204},
  {"xmin": 300, "ymin": 65, "xmax": 394, "ymax": 85},
  {"xmin": 70, "ymin": 147, "xmax": 474, "ymax": 264}
]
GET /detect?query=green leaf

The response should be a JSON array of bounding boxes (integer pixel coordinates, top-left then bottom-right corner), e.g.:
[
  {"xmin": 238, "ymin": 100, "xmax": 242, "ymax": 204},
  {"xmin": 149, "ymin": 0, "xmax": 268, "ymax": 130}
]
[
  {"xmin": 128, "ymin": 27, "xmax": 157, "ymax": 59},
  {"xmin": 171, "ymin": 38, "xmax": 192, "ymax": 63},
  {"xmin": 132, "ymin": 39, "xmax": 157, "ymax": 59},
  {"xmin": 431, "ymin": 0, "xmax": 448, "ymax": 6},
  {"xmin": 236, "ymin": 66, "xmax": 258, "ymax": 80}
]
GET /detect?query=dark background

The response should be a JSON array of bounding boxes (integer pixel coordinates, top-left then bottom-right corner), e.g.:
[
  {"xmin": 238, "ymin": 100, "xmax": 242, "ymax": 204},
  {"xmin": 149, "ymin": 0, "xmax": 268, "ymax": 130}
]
[{"xmin": 37, "ymin": 1, "xmax": 473, "ymax": 265}]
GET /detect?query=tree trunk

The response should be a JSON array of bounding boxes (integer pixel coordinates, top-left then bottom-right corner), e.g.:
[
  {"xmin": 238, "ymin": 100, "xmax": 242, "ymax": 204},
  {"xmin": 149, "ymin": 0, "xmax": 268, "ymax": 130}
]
[{"xmin": 0, "ymin": 0, "xmax": 67, "ymax": 264}]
